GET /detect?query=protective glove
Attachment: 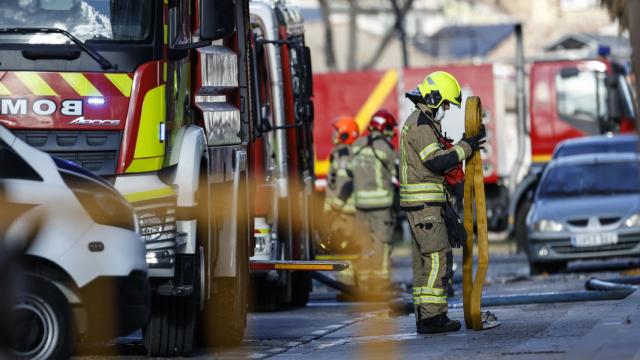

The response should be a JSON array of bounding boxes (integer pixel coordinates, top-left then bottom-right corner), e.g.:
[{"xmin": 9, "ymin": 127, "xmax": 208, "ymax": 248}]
[{"xmin": 461, "ymin": 125, "xmax": 486, "ymax": 151}]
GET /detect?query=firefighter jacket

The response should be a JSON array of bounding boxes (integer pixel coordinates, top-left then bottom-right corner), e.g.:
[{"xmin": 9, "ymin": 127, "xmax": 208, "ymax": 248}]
[
  {"xmin": 351, "ymin": 134, "xmax": 397, "ymax": 210},
  {"xmin": 325, "ymin": 143, "xmax": 356, "ymax": 214},
  {"xmin": 399, "ymin": 109, "xmax": 472, "ymax": 208}
]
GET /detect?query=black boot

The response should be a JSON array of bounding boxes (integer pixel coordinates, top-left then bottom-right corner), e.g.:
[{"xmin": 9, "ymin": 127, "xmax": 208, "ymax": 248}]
[{"xmin": 416, "ymin": 314, "xmax": 461, "ymax": 334}]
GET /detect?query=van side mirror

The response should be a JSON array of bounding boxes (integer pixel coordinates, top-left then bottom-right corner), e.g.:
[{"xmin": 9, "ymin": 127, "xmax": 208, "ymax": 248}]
[{"xmin": 200, "ymin": 0, "xmax": 237, "ymax": 41}]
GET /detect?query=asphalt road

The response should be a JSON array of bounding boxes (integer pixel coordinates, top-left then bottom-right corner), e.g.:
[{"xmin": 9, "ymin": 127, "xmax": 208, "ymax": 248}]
[{"xmin": 75, "ymin": 242, "xmax": 640, "ymax": 359}]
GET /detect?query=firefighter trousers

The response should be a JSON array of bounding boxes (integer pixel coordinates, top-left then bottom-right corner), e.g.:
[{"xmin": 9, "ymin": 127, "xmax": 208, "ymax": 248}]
[
  {"xmin": 354, "ymin": 207, "xmax": 394, "ymax": 291},
  {"xmin": 407, "ymin": 205, "xmax": 453, "ymax": 320}
]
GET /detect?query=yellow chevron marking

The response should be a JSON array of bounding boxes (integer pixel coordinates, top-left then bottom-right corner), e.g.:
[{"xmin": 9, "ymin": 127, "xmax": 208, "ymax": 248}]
[
  {"xmin": 60, "ymin": 73, "xmax": 102, "ymax": 97},
  {"xmin": 15, "ymin": 72, "xmax": 57, "ymax": 96},
  {"xmin": 123, "ymin": 186, "xmax": 175, "ymax": 203},
  {"xmin": 0, "ymin": 82, "xmax": 10, "ymax": 95},
  {"xmin": 315, "ymin": 158, "xmax": 329, "ymax": 177},
  {"xmin": 354, "ymin": 69, "xmax": 398, "ymax": 132},
  {"xmin": 532, "ymin": 154, "xmax": 552, "ymax": 163},
  {"xmin": 105, "ymin": 73, "xmax": 133, "ymax": 97}
]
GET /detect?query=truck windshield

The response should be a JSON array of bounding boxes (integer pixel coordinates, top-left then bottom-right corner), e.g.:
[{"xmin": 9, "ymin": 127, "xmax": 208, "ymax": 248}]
[
  {"xmin": 0, "ymin": 0, "xmax": 153, "ymax": 44},
  {"xmin": 538, "ymin": 160, "xmax": 640, "ymax": 199}
]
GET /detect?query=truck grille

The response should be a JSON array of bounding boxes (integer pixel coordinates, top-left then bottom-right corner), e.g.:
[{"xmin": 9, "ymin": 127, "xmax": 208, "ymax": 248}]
[
  {"xmin": 12, "ymin": 130, "xmax": 121, "ymax": 176},
  {"xmin": 135, "ymin": 201, "xmax": 177, "ymax": 268}
]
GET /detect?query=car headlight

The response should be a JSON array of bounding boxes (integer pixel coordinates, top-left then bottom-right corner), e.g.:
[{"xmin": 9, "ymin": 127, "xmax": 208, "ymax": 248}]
[
  {"xmin": 533, "ymin": 219, "xmax": 565, "ymax": 232},
  {"xmin": 60, "ymin": 171, "xmax": 136, "ymax": 231},
  {"xmin": 624, "ymin": 214, "xmax": 640, "ymax": 228}
]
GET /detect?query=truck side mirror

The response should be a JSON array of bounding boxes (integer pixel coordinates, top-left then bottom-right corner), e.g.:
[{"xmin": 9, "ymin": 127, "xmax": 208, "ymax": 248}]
[
  {"xmin": 559, "ymin": 67, "xmax": 579, "ymax": 78},
  {"xmin": 200, "ymin": 0, "xmax": 237, "ymax": 41}
]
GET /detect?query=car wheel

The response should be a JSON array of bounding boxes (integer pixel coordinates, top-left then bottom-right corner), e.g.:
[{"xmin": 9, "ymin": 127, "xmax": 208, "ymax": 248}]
[
  {"xmin": 515, "ymin": 199, "xmax": 532, "ymax": 254},
  {"xmin": 11, "ymin": 275, "xmax": 74, "ymax": 360},
  {"xmin": 530, "ymin": 261, "xmax": 567, "ymax": 276}
]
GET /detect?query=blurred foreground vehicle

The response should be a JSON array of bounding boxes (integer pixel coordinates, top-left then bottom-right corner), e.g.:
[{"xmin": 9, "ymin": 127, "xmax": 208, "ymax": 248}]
[
  {"xmin": 0, "ymin": 126, "xmax": 149, "ymax": 359},
  {"xmin": 526, "ymin": 153, "xmax": 640, "ymax": 275}
]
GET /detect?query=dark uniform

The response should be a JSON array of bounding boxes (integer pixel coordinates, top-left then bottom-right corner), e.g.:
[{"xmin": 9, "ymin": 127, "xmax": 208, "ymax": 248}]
[
  {"xmin": 400, "ymin": 109, "xmax": 471, "ymax": 320},
  {"xmin": 351, "ymin": 133, "xmax": 397, "ymax": 291}
]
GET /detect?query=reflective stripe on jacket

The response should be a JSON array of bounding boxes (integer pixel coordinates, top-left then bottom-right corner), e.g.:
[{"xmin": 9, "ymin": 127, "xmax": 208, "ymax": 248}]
[
  {"xmin": 351, "ymin": 134, "xmax": 397, "ymax": 210},
  {"xmin": 399, "ymin": 109, "xmax": 471, "ymax": 208}
]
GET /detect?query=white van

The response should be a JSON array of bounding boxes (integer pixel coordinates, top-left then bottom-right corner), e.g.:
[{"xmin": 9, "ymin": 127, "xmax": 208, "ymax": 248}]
[{"xmin": 0, "ymin": 125, "xmax": 149, "ymax": 359}]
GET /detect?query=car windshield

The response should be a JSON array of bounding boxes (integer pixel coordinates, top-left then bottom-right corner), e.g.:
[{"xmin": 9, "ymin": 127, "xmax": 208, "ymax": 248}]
[
  {"xmin": 0, "ymin": 0, "xmax": 153, "ymax": 44},
  {"xmin": 554, "ymin": 140, "xmax": 638, "ymax": 158},
  {"xmin": 538, "ymin": 160, "xmax": 640, "ymax": 198}
]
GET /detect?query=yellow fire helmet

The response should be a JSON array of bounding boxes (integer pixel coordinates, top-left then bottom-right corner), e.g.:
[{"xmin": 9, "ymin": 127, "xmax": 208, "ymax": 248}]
[{"xmin": 416, "ymin": 71, "xmax": 462, "ymax": 109}]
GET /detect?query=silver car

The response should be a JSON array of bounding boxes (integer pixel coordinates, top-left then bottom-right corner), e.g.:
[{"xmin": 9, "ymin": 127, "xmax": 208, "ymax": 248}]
[{"xmin": 526, "ymin": 153, "xmax": 640, "ymax": 275}]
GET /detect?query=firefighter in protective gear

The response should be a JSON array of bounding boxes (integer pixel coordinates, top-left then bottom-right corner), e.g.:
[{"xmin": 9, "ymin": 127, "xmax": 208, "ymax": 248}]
[
  {"xmin": 322, "ymin": 116, "xmax": 359, "ymax": 254},
  {"xmin": 350, "ymin": 109, "xmax": 398, "ymax": 292},
  {"xmin": 401, "ymin": 71, "xmax": 485, "ymax": 333}
]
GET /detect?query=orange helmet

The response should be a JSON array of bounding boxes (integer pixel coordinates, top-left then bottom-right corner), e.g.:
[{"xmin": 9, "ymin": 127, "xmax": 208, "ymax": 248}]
[{"xmin": 332, "ymin": 116, "xmax": 359, "ymax": 145}]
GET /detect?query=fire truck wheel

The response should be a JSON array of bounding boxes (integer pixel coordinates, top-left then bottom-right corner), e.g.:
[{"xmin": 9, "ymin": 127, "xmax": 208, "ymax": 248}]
[
  {"xmin": 144, "ymin": 290, "xmax": 197, "ymax": 357},
  {"xmin": 515, "ymin": 199, "xmax": 532, "ymax": 254},
  {"xmin": 290, "ymin": 271, "xmax": 311, "ymax": 307},
  {"xmin": 11, "ymin": 275, "xmax": 74, "ymax": 360}
]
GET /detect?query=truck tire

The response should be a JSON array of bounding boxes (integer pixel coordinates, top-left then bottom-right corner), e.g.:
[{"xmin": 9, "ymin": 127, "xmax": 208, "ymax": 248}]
[
  {"xmin": 11, "ymin": 275, "xmax": 74, "ymax": 360},
  {"xmin": 144, "ymin": 290, "xmax": 197, "ymax": 357},
  {"xmin": 290, "ymin": 271, "xmax": 311, "ymax": 307},
  {"xmin": 515, "ymin": 199, "xmax": 532, "ymax": 254}
]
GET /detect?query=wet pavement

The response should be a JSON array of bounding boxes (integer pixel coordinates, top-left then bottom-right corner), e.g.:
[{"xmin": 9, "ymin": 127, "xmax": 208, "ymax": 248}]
[{"xmin": 75, "ymin": 241, "xmax": 640, "ymax": 359}]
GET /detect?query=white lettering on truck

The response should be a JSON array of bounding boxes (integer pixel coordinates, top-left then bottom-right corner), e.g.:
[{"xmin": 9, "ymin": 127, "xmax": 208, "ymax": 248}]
[{"xmin": 0, "ymin": 98, "xmax": 84, "ymax": 116}]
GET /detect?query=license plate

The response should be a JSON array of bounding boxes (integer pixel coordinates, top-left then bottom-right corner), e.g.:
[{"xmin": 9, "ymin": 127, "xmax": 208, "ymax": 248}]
[{"xmin": 571, "ymin": 233, "xmax": 618, "ymax": 247}]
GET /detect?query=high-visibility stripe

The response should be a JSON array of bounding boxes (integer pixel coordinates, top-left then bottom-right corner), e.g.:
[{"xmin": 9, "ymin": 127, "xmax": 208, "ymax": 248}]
[
  {"xmin": 60, "ymin": 73, "xmax": 102, "ymax": 97},
  {"xmin": 413, "ymin": 295, "xmax": 448, "ymax": 305},
  {"xmin": 163, "ymin": 24, "xmax": 168, "ymax": 44},
  {"xmin": 123, "ymin": 186, "xmax": 175, "ymax": 203},
  {"xmin": 356, "ymin": 147, "xmax": 388, "ymax": 159},
  {"xmin": 400, "ymin": 183, "xmax": 444, "ymax": 193},
  {"xmin": 400, "ymin": 193, "xmax": 447, "ymax": 202},
  {"xmin": 400, "ymin": 125, "xmax": 409, "ymax": 184},
  {"xmin": 0, "ymin": 82, "xmax": 10, "ymax": 95},
  {"xmin": 125, "ymin": 156, "xmax": 165, "ymax": 173},
  {"xmin": 105, "ymin": 73, "xmax": 133, "ymax": 97},
  {"xmin": 454, "ymin": 145, "xmax": 466, "ymax": 161},
  {"xmin": 354, "ymin": 69, "xmax": 398, "ymax": 132},
  {"xmin": 532, "ymin": 154, "xmax": 552, "ymax": 163},
  {"xmin": 15, "ymin": 72, "xmax": 57, "ymax": 96},
  {"xmin": 133, "ymin": 85, "xmax": 166, "ymax": 159},
  {"xmin": 413, "ymin": 286, "xmax": 445, "ymax": 296},
  {"xmin": 427, "ymin": 253, "xmax": 439, "ymax": 289},
  {"xmin": 315, "ymin": 158, "xmax": 329, "ymax": 177},
  {"xmin": 419, "ymin": 143, "xmax": 441, "ymax": 161}
]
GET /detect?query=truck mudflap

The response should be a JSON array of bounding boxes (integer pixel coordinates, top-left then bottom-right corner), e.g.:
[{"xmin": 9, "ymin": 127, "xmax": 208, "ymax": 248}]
[{"xmin": 250, "ymin": 260, "xmax": 349, "ymax": 272}]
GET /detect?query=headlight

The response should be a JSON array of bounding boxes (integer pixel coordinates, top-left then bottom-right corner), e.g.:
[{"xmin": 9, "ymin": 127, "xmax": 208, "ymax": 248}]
[
  {"xmin": 533, "ymin": 219, "xmax": 565, "ymax": 232},
  {"xmin": 624, "ymin": 214, "xmax": 640, "ymax": 228},
  {"xmin": 60, "ymin": 171, "xmax": 136, "ymax": 231}
]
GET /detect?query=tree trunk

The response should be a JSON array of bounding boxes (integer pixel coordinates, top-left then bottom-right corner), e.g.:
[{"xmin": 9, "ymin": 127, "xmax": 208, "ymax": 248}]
[
  {"xmin": 318, "ymin": 0, "xmax": 336, "ymax": 71},
  {"xmin": 347, "ymin": 0, "xmax": 358, "ymax": 70},
  {"xmin": 363, "ymin": 0, "xmax": 415, "ymax": 70}
]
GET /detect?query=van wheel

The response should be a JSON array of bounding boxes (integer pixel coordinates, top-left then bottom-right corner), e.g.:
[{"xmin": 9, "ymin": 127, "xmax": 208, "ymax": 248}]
[
  {"xmin": 11, "ymin": 275, "xmax": 74, "ymax": 360},
  {"xmin": 144, "ymin": 291, "xmax": 197, "ymax": 357}
]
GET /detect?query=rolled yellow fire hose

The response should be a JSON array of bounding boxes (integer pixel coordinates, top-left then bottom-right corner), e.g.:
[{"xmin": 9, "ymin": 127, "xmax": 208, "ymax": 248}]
[{"xmin": 462, "ymin": 96, "xmax": 490, "ymax": 330}]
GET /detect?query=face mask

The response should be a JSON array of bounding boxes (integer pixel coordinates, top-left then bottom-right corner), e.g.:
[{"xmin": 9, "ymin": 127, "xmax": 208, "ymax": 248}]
[{"xmin": 433, "ymin": 107, "xmax": 446, "ymax": 122}]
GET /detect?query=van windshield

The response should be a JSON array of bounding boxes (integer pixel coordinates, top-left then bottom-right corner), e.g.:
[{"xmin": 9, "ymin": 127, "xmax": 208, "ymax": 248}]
[
  {"xmin": 538, "ymin": 160, "xmax": 640, "ymax": 198},
  {"xmin": 0, "ymin": 0, "xmax": 153, "ymax": 44}
]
